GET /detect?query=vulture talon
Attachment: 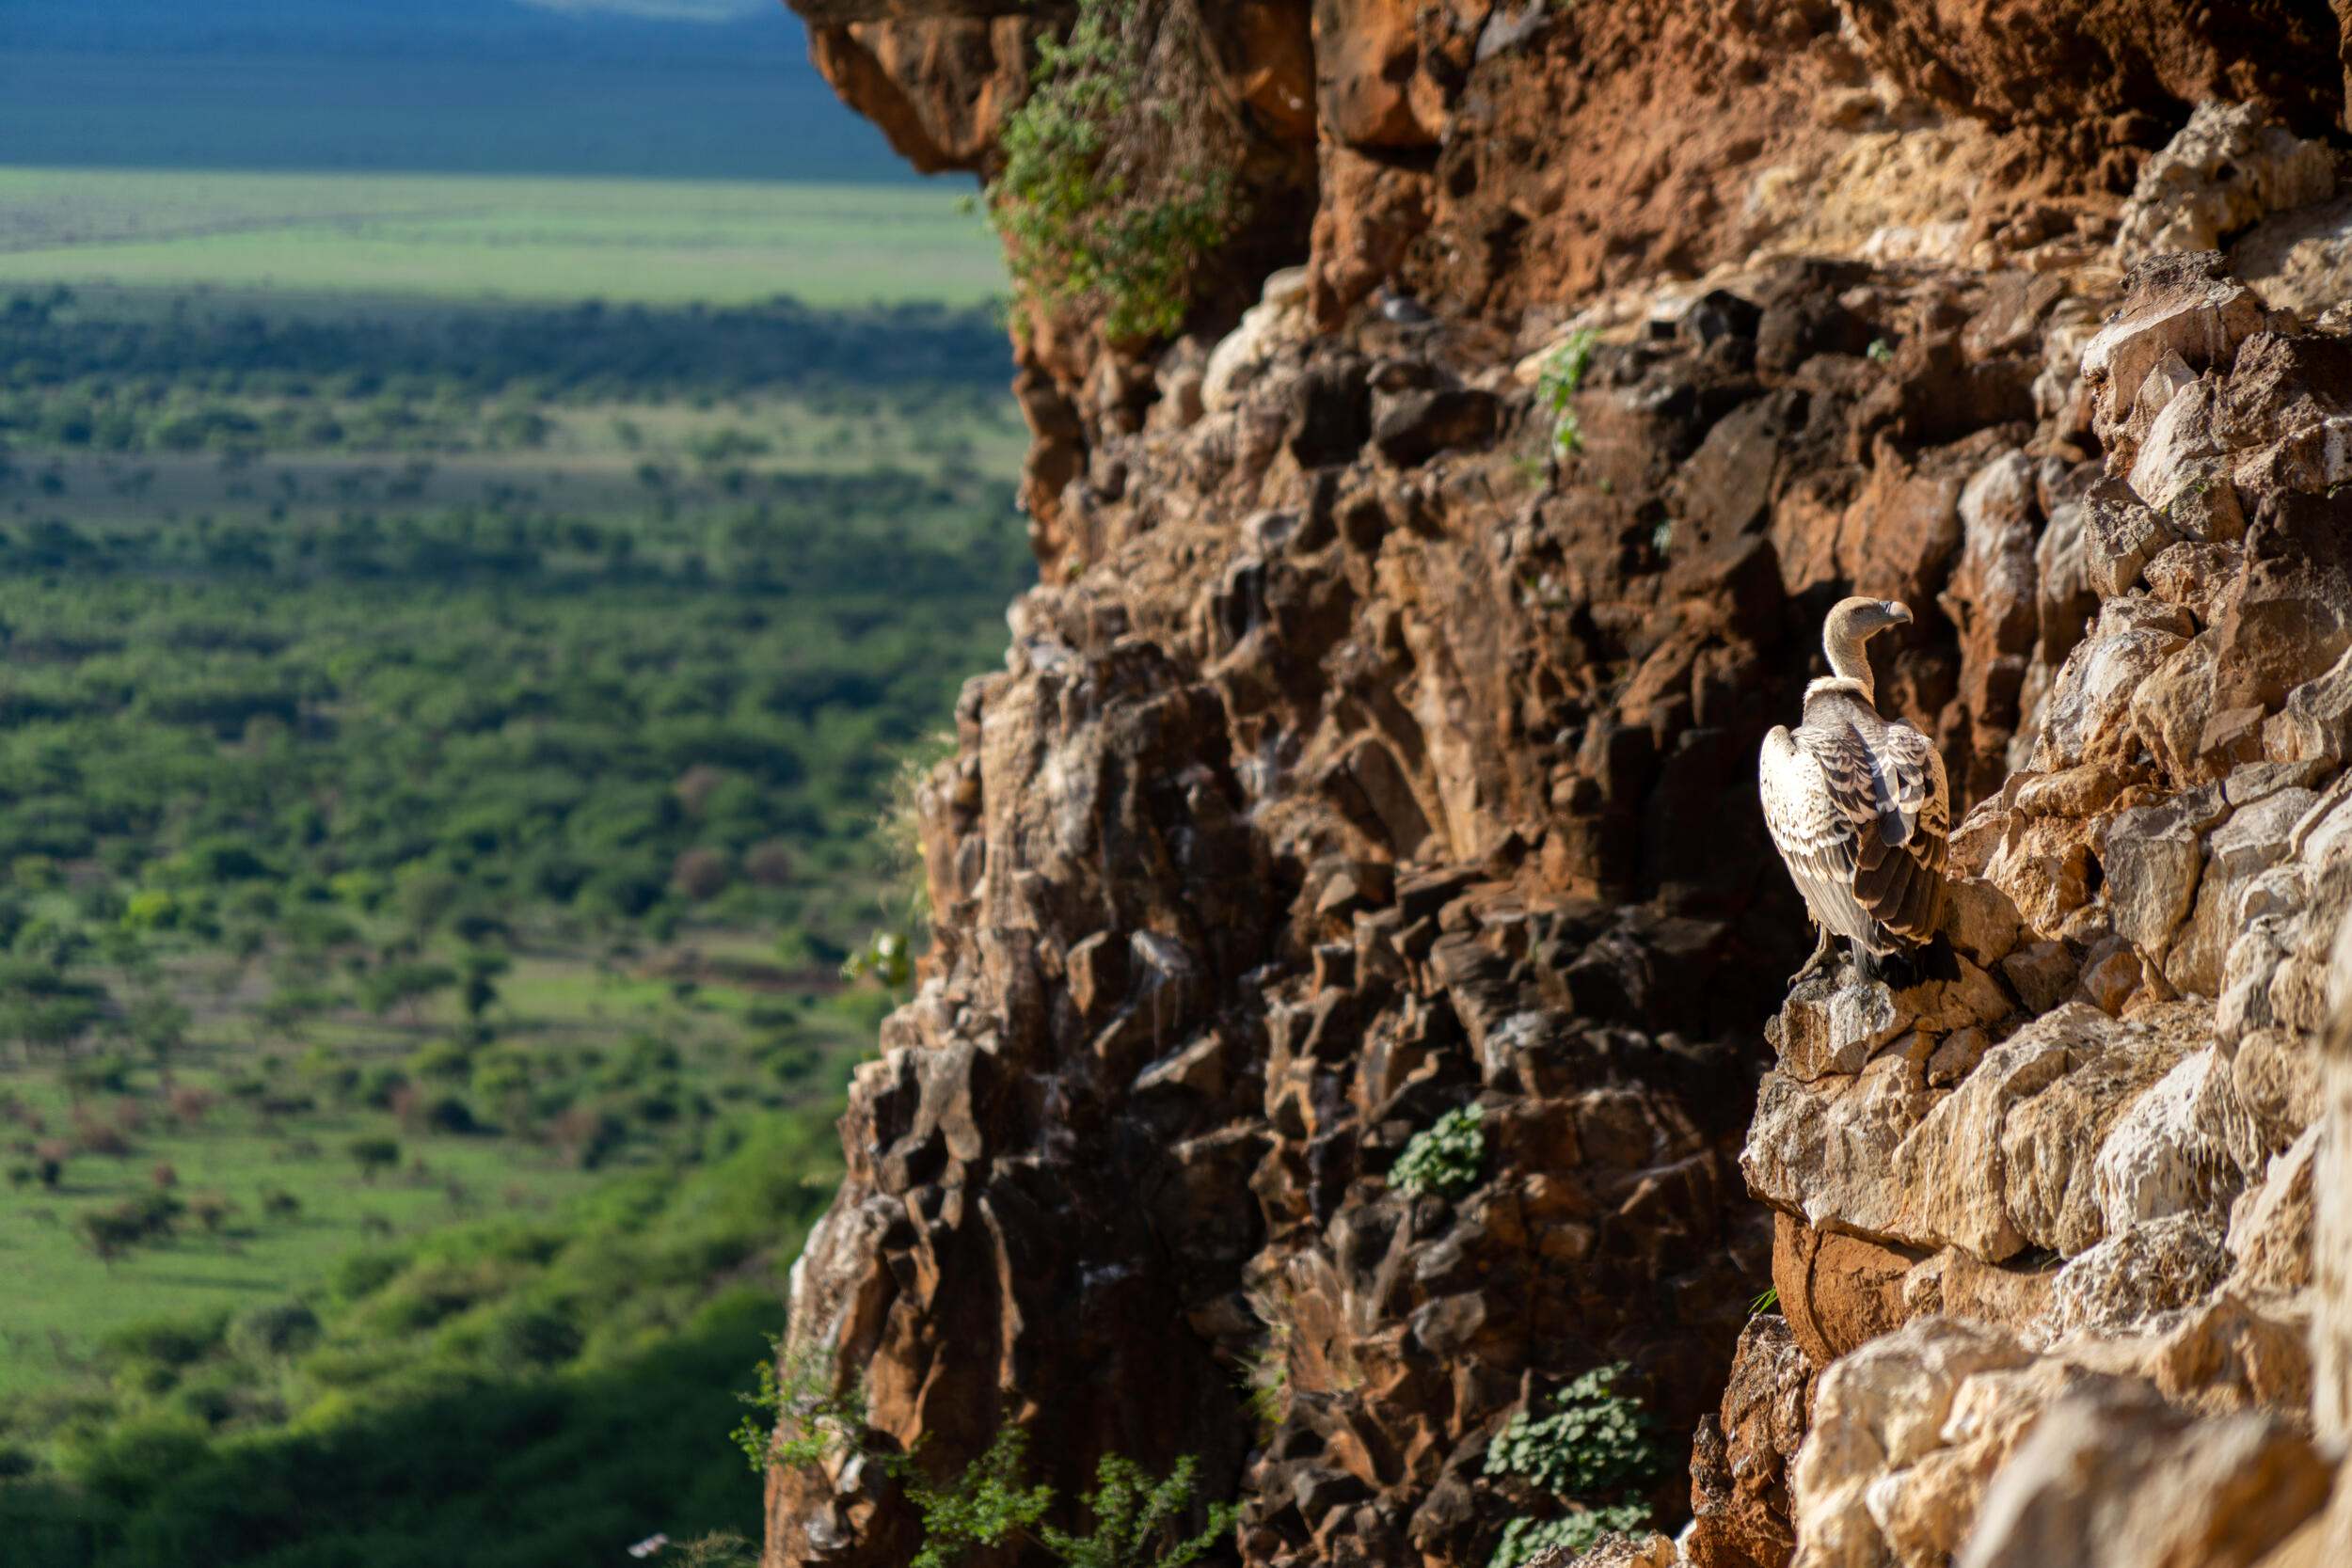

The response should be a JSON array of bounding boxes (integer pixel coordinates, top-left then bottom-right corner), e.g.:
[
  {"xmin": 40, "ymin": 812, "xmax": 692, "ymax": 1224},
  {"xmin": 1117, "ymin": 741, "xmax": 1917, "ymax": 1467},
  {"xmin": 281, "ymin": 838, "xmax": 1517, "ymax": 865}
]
[{"xmin": 1787, "ymin": 928, "xmax": 1836, "ymax": 989}]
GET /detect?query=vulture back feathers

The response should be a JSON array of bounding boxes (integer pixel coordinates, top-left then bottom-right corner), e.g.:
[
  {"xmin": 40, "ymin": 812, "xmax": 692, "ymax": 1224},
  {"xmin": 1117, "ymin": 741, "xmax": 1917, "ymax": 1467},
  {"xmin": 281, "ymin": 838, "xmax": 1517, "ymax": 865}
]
[{"xmin": 1759, "ymin": 597, "xmax": 1949, "ymax": 957}]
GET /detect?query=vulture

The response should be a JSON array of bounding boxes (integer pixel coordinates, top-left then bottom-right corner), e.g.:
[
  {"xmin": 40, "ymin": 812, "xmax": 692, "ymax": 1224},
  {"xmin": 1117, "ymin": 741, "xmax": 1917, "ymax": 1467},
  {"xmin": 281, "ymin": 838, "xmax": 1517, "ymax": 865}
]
[{"xmin": 1759, "ymin": 596, "xmax": 1949, "ymax": 983}]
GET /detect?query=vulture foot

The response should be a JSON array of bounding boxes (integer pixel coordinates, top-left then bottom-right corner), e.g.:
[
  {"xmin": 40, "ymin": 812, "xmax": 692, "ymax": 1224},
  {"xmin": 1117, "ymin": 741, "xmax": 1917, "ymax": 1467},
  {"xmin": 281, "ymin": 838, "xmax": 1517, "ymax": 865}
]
[{"xmin": 1787, "ymin": 928, "xmax": 1836, "ymax": 989}]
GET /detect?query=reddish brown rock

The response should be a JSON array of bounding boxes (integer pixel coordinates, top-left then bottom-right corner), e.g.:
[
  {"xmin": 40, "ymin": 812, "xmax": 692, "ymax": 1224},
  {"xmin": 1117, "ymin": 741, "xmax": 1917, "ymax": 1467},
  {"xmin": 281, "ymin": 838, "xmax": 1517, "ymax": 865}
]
[
  {"xmin": 761, "ymin": 6, "xmax": 2352, "ymax": 1566},
  {"xmin": 1687, "ymin": 1315, "xmax": 1810, "ymax": 1568},
  {"xmin": 1772, "ymin": 1212, "xmax": 1925, "ymax": 1370}
]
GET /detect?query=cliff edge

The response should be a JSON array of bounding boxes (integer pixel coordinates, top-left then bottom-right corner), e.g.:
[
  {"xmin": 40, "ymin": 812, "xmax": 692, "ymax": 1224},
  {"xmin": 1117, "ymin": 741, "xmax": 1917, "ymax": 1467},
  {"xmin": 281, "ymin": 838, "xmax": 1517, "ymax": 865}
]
[{"xmin": 756, "ymin": 6, "xmax": 2352, "ymax": 1566}]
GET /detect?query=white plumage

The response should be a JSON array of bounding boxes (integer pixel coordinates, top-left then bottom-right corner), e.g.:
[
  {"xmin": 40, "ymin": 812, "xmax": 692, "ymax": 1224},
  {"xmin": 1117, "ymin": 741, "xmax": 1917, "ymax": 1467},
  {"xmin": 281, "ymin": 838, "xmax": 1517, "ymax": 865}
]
[{"xmin": 1759, "ymin": 596, "xmax": 1949, "ymax": 981}]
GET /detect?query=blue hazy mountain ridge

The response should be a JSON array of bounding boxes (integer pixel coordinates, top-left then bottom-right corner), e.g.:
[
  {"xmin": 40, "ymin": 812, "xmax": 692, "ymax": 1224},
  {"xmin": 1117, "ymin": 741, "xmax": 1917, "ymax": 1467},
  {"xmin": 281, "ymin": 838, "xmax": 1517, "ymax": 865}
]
[
  {"xmin": 6, "ymin": 0, "xmax": 794, "ymax": 65},
  {"xmin": 0, "ymin": 0, "xmax": 907, "ymax": 181}
]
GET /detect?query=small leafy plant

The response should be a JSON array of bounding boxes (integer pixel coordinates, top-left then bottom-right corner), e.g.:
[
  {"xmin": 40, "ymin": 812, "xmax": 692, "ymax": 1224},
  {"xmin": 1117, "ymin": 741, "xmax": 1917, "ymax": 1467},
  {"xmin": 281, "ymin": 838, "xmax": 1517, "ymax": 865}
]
[
  {"xmin": 908, "ymin": 1425, "xmax": 1056, "ymax": 1568},
  {"xmin": 908, "ymin": 1427, "xmax": 1238, "ymax": 1568},
  {"xmin": 1391, "ymin": 1102, "xmax": 1487, "ymax": 1197},
  {"xmin": 1536, "ymin": 329, "xmax": 1598, "ymax": 456},
  {"xmin": 740, "ymin": 1346, "xmax": 1237, "ymax": 1568},
  {"xmin": 1483, "ymin": 1361, "xmax": 1666, "ymax": 1568},
  {"xmin": 1039, "ymin": 1452, "xmax": 1239, "ymax": 1568},
  {"xmin": 732, "ymin": 1341, "xmax": 871, "ymax": 1473},
  {"xmin": 841, "ymin": 928, "xmax": 913, "ymax": 992},
  {"xmin": 1491, "ymin": 1505, "xmax": 1655, "ymax": 1568}
]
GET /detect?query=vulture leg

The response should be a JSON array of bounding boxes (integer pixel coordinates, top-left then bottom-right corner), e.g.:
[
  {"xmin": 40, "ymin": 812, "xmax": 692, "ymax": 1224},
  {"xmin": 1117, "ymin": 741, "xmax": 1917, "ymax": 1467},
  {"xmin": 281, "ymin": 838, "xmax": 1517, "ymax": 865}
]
[{"xmin": 1788, "ymin": 925, "xmax": 1836, "ymax": 988}]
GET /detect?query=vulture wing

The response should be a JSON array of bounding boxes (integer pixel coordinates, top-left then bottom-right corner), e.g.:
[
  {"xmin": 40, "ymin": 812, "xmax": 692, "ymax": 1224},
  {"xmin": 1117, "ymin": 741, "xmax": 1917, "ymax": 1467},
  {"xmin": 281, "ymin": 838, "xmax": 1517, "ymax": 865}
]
[
  {"xmin": 1759, "ymin": 711, "xmax": 1947, "ymax": 952},
  {"xmin": 1852, "ymin": 716, "xmax": 1947, "ymax": 943}
]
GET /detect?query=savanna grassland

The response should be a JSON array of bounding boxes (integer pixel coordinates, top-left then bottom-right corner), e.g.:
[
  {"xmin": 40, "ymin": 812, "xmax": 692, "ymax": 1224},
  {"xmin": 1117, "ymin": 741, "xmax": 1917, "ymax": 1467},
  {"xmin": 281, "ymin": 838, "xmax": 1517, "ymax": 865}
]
[
  {"xmin": 0, "ymin": 170, "xmax": 1025, "ymax": 1566},
  {"xmin": 0, "ymin": 169, "xmax": 1008, "ymax": 306}
]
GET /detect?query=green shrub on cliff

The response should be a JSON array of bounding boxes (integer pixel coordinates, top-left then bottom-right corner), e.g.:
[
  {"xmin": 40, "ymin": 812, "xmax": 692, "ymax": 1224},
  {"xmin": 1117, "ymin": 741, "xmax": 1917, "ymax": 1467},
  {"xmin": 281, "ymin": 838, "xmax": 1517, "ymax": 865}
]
[
  {"xmin": 731, "ymin": 1342, "xmax": 869, "ymax": 1472},
  {"xmin": 907, "ymin": 1428, "xmax": 1237, "ymax": 1568},
  {"xmin": 1391, "ymin": 1101, "xmax": 1486, "ymax": 1197},
  {"xmin": 740, "ymin": 1385, "xmax": 1237, "ymax": 1568},
  {"xmin": 987, "ymin": 0, "xmax": 1237, "ymax": 343},
  {"xmin": 1482, "ymin": 1362, "xmax": 1666, "ymax": 1568}
]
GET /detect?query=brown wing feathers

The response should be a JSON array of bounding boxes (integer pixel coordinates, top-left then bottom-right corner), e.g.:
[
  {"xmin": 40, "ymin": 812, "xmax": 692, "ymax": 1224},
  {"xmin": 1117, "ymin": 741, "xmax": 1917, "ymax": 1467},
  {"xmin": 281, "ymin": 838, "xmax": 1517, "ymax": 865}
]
[{"xmin": 1765, "ymin": 705, "xmax": 1947, "ymax": 955}]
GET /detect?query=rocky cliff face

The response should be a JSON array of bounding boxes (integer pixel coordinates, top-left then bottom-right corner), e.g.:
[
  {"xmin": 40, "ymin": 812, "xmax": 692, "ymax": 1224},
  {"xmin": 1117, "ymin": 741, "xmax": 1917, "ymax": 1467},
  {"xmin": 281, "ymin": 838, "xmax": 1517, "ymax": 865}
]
[{"xmin": 759, "ymin": 6, "xmax": 2352, "ymax": 1567}]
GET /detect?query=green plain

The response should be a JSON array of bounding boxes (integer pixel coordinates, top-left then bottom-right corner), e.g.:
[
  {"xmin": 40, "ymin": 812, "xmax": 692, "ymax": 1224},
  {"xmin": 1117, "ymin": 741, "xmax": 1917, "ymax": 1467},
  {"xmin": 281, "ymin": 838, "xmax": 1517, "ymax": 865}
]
[{"xmin": 0, "ymin": 167, "xmax": 1008, "ymax": 306}]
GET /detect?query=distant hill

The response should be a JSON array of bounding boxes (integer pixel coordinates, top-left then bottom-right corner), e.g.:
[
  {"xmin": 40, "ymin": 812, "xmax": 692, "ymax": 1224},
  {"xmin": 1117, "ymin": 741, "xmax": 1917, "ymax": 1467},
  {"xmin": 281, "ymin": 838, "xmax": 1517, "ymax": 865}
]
[
  {"xmin": 6, "ymin": 0, "xmax": 793, "ymax": 64},
  {"xmin": 0, "ymin": 0, "xmax": 917, "ymax": 181}
]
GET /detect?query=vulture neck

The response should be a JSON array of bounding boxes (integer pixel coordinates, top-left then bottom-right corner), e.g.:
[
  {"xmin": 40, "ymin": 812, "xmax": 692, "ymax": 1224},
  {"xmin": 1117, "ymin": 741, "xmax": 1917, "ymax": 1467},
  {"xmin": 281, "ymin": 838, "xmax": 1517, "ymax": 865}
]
[{"xmin": 1812, "ymin": 631, "xmax": 1877, "ymax": 709}]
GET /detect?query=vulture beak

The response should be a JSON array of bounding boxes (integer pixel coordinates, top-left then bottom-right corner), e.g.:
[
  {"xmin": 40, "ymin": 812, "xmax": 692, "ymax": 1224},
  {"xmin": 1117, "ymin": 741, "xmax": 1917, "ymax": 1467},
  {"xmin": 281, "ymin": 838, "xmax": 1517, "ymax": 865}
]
[{"xmin": 1883, "ymin": 600, "xmax": 1913, "ymax": 626}]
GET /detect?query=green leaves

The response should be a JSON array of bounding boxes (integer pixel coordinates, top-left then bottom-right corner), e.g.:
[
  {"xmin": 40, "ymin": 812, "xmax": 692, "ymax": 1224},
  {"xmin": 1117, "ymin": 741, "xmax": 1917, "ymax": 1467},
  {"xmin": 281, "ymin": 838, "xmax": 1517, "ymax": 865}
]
[
  {"xmin": 1483, "ymin": 1362, "xmax": 1665, "ymax": 1568},
  {"xmin": 985, "ymin": 0, "xmax": 1238, "ymax": 344},
  {"xmin": 1491, "ymin": 1505, "xmax": 1655, "ymax": 1568},
  {"xmin": 1391, "ymin": 1102, "xmax": 1487, "ymax": 1198},
  {"xmin": 1484, "ymin": 1362, "xmax": 1661, "ymax": 1497},
  {"xmin": 1535, "ymin": 329, "xmax": 1598, "ymax": 456},
  {"xmin": 741, "ymin": 1378, "xmax": 1237, "ymax": 1568},
  {"xmin": 907, "ymin": 1426, "xmax": 1056, "ymax": 1568},
  {"xmin": 1037, "ymin": 1453, "xmax": 1238, "ymax": 1568},
  {"xmin": 730, "ymin": 1342, "xmax": 870, "ymax": 1475}
]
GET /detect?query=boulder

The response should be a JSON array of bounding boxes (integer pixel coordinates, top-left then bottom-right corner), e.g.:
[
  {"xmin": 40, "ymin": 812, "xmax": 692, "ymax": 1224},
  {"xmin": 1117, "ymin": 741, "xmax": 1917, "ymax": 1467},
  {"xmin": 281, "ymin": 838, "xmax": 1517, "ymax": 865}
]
[{"xmin": 1956, "ymin": 1386, "xmax": 2328, "ymax": 1568}]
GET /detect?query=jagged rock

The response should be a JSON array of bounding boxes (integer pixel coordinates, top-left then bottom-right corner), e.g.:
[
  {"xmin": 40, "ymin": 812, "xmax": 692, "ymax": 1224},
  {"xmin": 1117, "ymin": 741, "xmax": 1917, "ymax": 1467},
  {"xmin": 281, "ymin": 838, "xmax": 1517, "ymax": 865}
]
[
  {"xmin": 2027, "ymin": 597, "xmax": 2194, "ymax": 773},
  {"xmin": 1371, "ymin": 386, "xmax": 1497, "ymax": 466},
  {"xmin": 2234, "ymin": 193, "xmax": 2352, "ymax": 321},
  {"xmin": 1744, "ymin": 1053, "xmax": 1938, "ymax": 1246},
  {"xmin": 1687, "ymin": 1314, "xmax": 1810, "ymax": 1568},
  {"xmin": 1899, "ymin": 1247, "xmax": 2058, "ymax": 1335},
  {"xmin": 2080, "ymin": 255, "xmax": 2272, "ymax": 473},
  {"xmin": 2145, "ymin": 540, "xmax": 2244, "ymax": 621},
  {"xmin": 2226, "ymin": 1124, "xmax": 2318, "ymax": 1294},
  {"xmin": 1204, "ymin": 268, "xmax": 1312, "ymax": 413},
  {"xmin": 2265, "ymin": 644, "xmax": 2352, "ymax": 765},
  {"xmin": 2083, "ymin": 478, "xmax": 2180, "ymax": 595},
  {"xmin": 1788, "ymin": 1316, "xmax": 2037, "ymax": 1568},
  {"xmin": 2088, "ymin": 1047, "xmax": 2244, "ymax": 1236},
  {"xmin": 1999, "ymin": 941, "xmax": 2078, "ymax": 1014},
  {"xmin": 2169, "ymin": 786, "xmax": 2317, "ymax": 994},
  {"xmin": 1775, "ymin": 976, "xmax": 1913, "ymax": 1083},
  {"xmin": 2101, "ymin": 790, "xmax": 2225, "ymax": 964},
  {"xmin": 761, "ymin": 8, "xmax": 2352, "ymax": 1562}
]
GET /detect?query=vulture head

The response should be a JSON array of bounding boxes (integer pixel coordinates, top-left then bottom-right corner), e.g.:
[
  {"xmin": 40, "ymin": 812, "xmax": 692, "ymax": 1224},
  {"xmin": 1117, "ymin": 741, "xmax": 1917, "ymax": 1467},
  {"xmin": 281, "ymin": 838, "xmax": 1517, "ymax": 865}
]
[{"xmin": 1822, "ymin": 595, "xmax": 1911, "ymax": 696}]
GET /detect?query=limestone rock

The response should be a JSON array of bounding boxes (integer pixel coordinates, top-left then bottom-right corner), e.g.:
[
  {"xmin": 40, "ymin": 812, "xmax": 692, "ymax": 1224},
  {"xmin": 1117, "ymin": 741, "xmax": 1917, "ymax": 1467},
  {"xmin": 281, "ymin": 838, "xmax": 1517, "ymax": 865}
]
[
  {"xmin": 2116, "ymin": 102, "xmax": 2339, "ymax": 262},
  {"xmin": 2080, "ymin": 255, "xmax": 2271, "ymax": 473},
  {"xmin": 2100, "ymin": 791, "xmax": 2221, "ymax": 965},
  {"xmin": 1955, "ymin": 1386, "xmax": 2329, "ymax": 1568},
  {"xmin": 1788, "ymin": 1316, "xmax": 2036, "ymax": 1568},
  {"xmin": 2038, "ymin": 1212, "xmax": 2230, "ymax": 1339}
]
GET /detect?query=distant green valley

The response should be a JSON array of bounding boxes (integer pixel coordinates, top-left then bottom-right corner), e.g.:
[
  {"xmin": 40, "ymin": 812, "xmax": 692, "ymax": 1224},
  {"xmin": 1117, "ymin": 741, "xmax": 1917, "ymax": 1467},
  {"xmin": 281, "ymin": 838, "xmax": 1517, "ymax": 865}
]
[{"xmin": 0, "ymin": 185, "xmax": 1025, "ymax": 1565}]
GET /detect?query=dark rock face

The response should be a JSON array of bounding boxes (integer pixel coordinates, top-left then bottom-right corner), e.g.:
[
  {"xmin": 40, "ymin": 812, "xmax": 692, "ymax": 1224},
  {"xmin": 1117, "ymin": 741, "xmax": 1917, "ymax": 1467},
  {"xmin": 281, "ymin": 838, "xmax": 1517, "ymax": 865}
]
[
  {"xmin": 758, "ymin": 6, "xmax": 2352, "ymax": 1568},
  {"xmin": 756, "ymin": 246, "xmax": 2163, "ymax": 1565}
]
